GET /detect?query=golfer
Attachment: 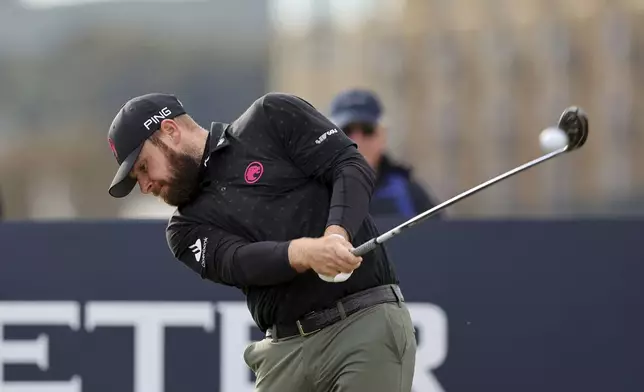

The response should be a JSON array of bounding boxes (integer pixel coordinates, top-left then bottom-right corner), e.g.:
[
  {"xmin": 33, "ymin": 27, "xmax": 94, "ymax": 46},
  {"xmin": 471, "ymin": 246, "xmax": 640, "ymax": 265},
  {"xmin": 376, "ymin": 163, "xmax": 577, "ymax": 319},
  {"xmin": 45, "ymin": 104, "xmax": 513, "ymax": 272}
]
[{"xmin": 106, "ymin": 92, "xmax": 416, "ymax": 391}]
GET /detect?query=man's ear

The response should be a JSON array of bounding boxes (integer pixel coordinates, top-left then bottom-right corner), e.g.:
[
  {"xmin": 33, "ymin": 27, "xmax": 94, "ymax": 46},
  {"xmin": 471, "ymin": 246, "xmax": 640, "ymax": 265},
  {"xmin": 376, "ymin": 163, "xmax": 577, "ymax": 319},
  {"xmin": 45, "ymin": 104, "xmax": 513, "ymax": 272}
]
[{"xmin": 159, "ymin": 119, "xmax": 181, "ymax": 146}]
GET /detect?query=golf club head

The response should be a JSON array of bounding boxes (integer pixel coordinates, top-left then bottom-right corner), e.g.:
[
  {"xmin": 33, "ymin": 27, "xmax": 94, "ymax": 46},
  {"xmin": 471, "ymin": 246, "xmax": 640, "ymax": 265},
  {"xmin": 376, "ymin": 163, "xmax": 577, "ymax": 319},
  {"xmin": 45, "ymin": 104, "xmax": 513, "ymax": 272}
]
[{"xmin": 558, "ymin": 106, "xmax": 588, "ymax": 151}]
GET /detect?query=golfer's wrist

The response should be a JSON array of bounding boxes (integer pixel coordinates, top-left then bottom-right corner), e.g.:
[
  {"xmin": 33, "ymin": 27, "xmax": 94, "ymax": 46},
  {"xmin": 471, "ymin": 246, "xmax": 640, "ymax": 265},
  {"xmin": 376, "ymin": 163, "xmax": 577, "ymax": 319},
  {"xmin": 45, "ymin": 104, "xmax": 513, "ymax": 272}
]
[
  {"xmin": 324, "ymin": 225, "xmax": 349, "ymax": 242},
  {"xmin": 288, "ymin": 238, "xmax": 311, "ymax": 273}
]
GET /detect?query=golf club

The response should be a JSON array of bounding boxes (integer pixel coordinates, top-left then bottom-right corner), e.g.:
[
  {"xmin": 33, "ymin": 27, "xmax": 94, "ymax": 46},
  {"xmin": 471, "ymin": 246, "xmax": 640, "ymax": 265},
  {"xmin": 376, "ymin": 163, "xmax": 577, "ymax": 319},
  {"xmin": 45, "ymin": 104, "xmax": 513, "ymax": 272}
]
[{"xmin": 318, "ymin": 106, "xmax": 589, "ymax": 282}]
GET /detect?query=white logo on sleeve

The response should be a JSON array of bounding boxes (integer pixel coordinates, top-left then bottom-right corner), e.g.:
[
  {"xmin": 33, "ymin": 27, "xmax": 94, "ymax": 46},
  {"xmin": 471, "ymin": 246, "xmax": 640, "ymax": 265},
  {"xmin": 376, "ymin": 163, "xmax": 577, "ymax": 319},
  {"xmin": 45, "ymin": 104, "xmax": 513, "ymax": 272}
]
[
  {"xmin": 188, "ymin": 238, "xmax": 208, "ymax": 268},
  {"xmin": 315, "ymin": 128, "xmax": 339, "ymax": 145}
]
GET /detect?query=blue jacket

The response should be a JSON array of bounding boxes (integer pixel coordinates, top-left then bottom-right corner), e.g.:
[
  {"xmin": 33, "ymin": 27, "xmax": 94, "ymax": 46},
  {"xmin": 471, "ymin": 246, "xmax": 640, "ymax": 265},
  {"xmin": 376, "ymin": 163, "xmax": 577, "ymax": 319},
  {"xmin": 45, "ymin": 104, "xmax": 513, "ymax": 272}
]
[{"xmin": 370, "ymin": 155, "xmax": 443, "ymax": 220}]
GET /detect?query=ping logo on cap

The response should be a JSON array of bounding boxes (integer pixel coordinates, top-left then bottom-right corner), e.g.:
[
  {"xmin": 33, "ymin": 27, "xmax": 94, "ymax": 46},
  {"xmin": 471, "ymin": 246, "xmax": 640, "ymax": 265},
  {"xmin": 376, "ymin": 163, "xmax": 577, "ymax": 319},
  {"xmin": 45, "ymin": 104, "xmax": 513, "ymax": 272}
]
[{"xmin": 143, "ymin": 107, "xmax": 172, "ymax": 130}]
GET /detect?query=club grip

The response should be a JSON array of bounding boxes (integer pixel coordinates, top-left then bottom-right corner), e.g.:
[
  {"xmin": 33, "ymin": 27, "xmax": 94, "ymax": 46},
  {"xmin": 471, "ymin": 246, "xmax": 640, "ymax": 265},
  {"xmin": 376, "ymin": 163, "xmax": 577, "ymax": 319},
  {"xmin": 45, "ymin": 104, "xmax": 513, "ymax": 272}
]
[{"xmin": 352, "ymin": 238, "xmax": 378, "ymax": 257}]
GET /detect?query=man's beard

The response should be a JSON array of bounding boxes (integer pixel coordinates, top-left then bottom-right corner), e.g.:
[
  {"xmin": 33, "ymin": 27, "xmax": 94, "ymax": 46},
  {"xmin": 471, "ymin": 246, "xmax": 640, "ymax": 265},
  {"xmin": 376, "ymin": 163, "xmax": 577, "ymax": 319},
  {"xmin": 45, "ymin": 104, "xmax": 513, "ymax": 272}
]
[{"xmin": 160, "ymin": 149, "xmax": 202, "ymax": 206}]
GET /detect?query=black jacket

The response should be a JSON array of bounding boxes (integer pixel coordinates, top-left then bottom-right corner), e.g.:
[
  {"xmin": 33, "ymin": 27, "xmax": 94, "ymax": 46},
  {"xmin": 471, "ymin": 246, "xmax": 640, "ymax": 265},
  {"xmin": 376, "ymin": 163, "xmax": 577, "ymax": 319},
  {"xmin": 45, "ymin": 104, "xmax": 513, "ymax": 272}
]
[{"xmin": 165, "ymin": 93, "xmax": 397, "ymax": 332}]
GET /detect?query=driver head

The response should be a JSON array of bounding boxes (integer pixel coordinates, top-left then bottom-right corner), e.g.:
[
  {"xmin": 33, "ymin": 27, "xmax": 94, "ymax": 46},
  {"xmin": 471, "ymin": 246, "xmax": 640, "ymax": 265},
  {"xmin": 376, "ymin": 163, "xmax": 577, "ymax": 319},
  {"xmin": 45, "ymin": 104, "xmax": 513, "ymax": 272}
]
[{"xmin": 557, "ymin": 106, "xmax": 589, "ymax": 151}]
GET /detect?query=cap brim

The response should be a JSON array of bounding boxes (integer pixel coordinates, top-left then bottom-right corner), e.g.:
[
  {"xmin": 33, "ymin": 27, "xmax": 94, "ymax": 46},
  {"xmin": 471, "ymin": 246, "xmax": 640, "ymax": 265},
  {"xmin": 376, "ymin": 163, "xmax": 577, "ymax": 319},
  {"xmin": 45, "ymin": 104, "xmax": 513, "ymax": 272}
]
[
  {"xmin": 108, "ymin": 144, "xmax": 143, "ymax": 198},
  {"xmin": 330, "ymin": 111, "xmax": 379, "ymax": 129}
]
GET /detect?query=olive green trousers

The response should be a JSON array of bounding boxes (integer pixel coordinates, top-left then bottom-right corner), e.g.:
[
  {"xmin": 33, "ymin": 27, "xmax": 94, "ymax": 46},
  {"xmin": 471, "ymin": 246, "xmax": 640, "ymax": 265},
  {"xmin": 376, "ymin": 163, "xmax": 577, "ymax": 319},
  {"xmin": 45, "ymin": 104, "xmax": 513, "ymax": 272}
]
[{"xmin": 243, "ymin": 302, "xmax": 417, "ymax": 392}]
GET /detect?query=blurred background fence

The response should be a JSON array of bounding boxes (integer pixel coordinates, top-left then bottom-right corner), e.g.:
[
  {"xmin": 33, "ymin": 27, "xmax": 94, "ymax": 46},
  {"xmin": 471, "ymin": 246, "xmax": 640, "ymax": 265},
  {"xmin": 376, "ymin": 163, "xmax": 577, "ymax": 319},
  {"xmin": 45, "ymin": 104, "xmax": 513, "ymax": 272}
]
[{"xmin": 1, "ymin": 0, "xmax": 644, "ymax": 220}]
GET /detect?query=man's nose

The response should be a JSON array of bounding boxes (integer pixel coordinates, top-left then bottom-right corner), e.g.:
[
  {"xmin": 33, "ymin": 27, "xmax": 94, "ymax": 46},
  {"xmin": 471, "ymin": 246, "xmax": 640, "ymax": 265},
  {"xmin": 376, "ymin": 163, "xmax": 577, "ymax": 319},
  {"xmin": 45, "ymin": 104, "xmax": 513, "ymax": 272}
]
[{"xmin": 139, "ymin": 178, "xmax": 153, "ymax": 194}]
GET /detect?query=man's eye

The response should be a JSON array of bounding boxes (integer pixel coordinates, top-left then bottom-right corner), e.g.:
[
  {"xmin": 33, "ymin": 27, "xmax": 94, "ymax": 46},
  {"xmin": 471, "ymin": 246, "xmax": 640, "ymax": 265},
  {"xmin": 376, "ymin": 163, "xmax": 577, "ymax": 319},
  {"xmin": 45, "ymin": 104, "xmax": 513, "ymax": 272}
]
[{"xmin": 140, "ymin": 164, "xmax": 147, "ymax": 173}]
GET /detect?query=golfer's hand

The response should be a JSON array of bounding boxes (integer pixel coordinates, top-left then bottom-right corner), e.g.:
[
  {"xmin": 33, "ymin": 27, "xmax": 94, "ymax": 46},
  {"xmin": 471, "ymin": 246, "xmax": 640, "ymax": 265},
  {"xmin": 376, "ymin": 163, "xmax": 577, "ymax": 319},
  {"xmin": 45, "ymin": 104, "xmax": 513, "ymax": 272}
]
[{"xmin": 288, "ymin": 235, "xmax": 362, "ymax": 276}]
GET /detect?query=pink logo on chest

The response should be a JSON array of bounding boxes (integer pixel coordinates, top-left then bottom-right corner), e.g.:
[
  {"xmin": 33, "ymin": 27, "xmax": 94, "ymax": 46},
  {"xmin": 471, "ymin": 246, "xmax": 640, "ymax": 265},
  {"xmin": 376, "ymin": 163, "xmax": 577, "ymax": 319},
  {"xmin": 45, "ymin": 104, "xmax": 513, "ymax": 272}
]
[{"xmin": 244, "ymin": 161, "xmax": 264, "ymax": 184}]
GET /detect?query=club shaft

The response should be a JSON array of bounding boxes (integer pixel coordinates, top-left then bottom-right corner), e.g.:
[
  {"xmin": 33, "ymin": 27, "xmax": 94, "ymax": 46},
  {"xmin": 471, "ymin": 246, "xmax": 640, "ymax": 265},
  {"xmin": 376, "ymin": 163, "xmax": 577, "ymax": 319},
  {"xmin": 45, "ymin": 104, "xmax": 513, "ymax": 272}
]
[{"xmin": 353, "ymin": 146, "xmax": 568, "ymax": 256}]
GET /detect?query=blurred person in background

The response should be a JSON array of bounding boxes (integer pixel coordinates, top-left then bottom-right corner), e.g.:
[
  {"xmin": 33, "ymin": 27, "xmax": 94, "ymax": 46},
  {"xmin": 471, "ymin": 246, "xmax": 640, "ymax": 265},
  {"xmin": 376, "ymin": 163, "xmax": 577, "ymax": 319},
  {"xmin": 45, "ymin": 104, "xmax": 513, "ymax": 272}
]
[{"xmin": 329, "ymin": 88, "xmax": 443, "ymax": 220}]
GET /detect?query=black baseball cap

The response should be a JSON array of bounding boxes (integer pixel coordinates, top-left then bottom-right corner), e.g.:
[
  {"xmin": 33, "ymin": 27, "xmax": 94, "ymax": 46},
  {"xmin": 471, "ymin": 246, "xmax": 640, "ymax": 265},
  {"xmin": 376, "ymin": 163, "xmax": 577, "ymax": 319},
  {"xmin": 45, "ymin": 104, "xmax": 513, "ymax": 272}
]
[
  {"xmin": 329, "ymin": 88, "xmax": 383, "ymax": 129},
  {"xmin": 107, "ymin": 93, "xmax": 186, "ymax": 198}
]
